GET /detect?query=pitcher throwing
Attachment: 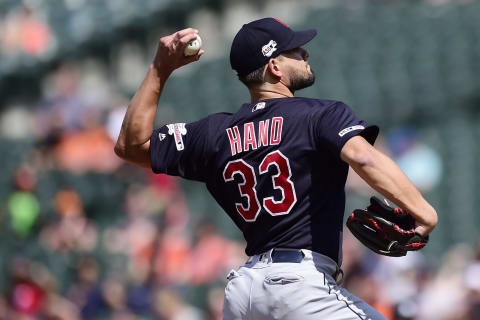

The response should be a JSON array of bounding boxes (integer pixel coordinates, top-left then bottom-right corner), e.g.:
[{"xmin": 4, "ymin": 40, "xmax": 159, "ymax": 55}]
[{"xmin": 115, "ymin": 18, "xmax": 438, "ymax": 320}]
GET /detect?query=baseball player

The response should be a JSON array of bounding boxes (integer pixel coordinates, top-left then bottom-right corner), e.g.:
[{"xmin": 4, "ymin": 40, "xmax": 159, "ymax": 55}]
[{"xmin": 115, "ymin": 18, "xmax": 438, "ymax": 320}]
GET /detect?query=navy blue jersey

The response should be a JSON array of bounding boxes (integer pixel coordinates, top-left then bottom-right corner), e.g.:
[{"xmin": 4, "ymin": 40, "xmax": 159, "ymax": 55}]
[{"xmin": 150, "ymin": 98, "xmax": 378, "ymax": 264}]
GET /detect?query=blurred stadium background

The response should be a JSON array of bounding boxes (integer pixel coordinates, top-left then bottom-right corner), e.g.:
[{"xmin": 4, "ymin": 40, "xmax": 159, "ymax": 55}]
[{"xmin": 1, "ymin": 0, "xmax": 480, "ymax": 319}]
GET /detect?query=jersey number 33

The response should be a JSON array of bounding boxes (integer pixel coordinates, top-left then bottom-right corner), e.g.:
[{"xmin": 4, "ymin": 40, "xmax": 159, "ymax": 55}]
[{"xmin": 222, "ymin": 150, "xmax": 297, "ymax": 222}]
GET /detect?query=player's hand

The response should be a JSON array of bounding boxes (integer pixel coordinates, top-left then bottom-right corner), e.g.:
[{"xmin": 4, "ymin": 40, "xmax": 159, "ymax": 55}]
[{"xmin": 153, "ymin": 28, "xmax": 205, "ymax": 74}]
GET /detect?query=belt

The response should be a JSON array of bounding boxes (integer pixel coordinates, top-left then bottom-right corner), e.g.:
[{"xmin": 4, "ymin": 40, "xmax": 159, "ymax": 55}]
[
  {"xmin": 268, "ymin": 248, "xmax": 305, "ymax": 263},
  {"xmin": 252, "ymin": 248, "xmax": 344, "ymax": 284}
]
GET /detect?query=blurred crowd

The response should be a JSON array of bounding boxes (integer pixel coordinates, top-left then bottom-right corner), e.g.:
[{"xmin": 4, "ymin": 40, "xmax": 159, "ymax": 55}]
[
  {"xmin": 0, "ymin": 0, "xmax": 475, "ymax": 63},
  {"xmin": 0, "ymin": 3, "xmax": 52, "ymax": 59}
]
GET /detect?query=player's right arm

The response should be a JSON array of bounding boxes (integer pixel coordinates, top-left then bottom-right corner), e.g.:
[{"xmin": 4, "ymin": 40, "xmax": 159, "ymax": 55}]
[
  {"xmin": 114, "ymin": 28, "xmax": 204, "ymax": 167},
  {"xmin": 341, "ymin": 136, "xmax": 438, "ymax": 236}
]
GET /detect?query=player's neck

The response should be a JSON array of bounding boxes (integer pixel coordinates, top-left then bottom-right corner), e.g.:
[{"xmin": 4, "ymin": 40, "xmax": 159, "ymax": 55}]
[{"xmin": 249, "ymin": 86, "xmax": 294, "ymax": 103}]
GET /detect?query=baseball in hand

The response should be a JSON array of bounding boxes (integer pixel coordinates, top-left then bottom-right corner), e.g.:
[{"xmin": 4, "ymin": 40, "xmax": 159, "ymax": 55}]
[{"xmin": 184, "ymin": 34, "xmax": 202, "ymax": 56}]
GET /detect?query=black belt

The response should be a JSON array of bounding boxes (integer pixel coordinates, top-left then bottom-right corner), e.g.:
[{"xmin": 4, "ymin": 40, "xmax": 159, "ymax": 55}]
[
  {"xmin": 267, "ymin": 249, "xmax": 305, "ymax": 263},
  {"xmin": 257, "ymin": 249, "xmax": 344, "ymax": 284}
]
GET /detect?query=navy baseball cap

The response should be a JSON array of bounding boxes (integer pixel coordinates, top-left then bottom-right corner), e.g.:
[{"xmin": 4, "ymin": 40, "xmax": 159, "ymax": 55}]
[{"xmin": 230, "ymin": 18, "xmax": 317, "ymax": 77}]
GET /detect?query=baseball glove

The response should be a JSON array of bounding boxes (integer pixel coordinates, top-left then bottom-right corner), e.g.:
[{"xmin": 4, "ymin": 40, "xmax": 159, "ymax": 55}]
[{"xmin": 346, "ymin": 197, "xmax": 429, "ymax": 257}]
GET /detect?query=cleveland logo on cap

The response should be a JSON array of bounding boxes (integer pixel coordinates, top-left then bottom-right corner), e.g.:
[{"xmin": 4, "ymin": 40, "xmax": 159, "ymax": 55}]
[
  {"xmin": 230, "ymin": 18, "xmax": 317, "ymax": 76},
  {"xmin": 262, "ymin": 40, "xmax": 277, "ymax": 57}
]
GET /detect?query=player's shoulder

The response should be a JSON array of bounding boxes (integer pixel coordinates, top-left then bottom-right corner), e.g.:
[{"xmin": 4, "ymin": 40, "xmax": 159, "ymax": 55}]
[
  {"xmin": 289, "ymin": 98, "xmax": 351, "ymax": 116},
  {"xmin": 195, "ymin": 112, "xmax": 233, "ymax": 135},
  {"xmin": 292, "ymin": 97, "xmax": 346, "ymax": 109},
  {"xmin": 208, "ymin": 111, "xmax": 233, "ymax": 119},
  {"xmin": 177, "ymin": 112, "xmax": 232, "ymax": 140},
  {"xmin": 193, "ymin": 112, "xmax": 232, "ymax": 126}
]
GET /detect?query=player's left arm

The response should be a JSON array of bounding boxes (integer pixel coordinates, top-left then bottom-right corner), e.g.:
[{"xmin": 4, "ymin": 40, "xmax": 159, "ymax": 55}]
[{"xmin": 341, "ymin": 136, "xmax": 438, "ymax": 236}]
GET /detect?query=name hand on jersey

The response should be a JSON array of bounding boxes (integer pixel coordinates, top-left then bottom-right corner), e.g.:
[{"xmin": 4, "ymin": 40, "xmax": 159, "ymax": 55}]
[{"xmin": 226, "ymin": 117, "xmax": 284, "ymax": 156}]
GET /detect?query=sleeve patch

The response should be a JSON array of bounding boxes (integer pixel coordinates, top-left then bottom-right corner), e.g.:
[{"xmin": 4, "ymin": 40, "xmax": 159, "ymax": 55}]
[
  {"xmin": 338, "ymin": 125, "xmax": 365, "ymax": 137},
  {"xmin": 166, "ymin": 123, "xmax": 187, "ymax": 151}
]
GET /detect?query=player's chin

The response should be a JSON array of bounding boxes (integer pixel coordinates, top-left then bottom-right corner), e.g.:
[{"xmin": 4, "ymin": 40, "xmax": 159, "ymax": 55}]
[
  {"xmin": 290, "ymin": 75, "xmax": 315, "ymax": 92},
  {"xmin": 304, "ymin": 70, "xmax": 315, "ymax": 87},
  {"xmin": 308, "ymin": 69, "xmax": 315, "ymax": 82}
]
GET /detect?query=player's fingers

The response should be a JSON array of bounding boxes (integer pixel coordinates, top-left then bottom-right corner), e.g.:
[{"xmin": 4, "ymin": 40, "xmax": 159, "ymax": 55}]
[
  {"xmin": 178, "ymin": 33, "xmax": 198, "ymax": 48},
  {"xmin": 184, "ymin": 49, "xmax": 205, "ymax": 63},
  {"xmin": 194, "ymin": 49, "xmax": 205, "ymax": 61},
  {"xmin": 175, "ymin": 28, "xmax": 198, "ymax": 40}
]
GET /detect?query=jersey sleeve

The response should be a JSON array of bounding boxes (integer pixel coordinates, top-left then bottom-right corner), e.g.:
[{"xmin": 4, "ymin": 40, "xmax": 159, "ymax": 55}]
[
  {"xmin": 313, "ymin": 101, "xmax": 379, "ymax": 156},
  {"xmin": 150, "ymin": 117, "xmax": 210, "ymax": 182}
]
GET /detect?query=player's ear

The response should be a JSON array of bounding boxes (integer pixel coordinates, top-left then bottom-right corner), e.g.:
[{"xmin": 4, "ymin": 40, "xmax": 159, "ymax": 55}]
[{"xmin": 266, "ymin": 57, "xmax": 282, "ymax": 79}]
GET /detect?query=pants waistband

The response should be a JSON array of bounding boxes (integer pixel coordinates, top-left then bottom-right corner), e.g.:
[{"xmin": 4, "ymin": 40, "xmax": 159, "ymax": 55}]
[{"xmin": 246, "ymin": 248, "xmax": 344, "ymax": 284}]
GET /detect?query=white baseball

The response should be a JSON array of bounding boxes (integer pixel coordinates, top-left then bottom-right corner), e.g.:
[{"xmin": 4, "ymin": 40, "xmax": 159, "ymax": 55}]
[{"xmin": 184, "ymin": 34, "xmax": 202, "ymax": 56}]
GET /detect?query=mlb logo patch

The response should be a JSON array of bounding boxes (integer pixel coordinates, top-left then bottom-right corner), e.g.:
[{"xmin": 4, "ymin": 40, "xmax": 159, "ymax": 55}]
[{"xmin": 252, "ymin": 102, "xmax": 266, "ymax": 112}]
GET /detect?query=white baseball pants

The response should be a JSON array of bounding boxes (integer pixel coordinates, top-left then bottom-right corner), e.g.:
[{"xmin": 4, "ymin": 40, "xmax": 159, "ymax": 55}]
[{"xmin": 222, "ymin": 249, "xmax": 387, "ymax": 320}]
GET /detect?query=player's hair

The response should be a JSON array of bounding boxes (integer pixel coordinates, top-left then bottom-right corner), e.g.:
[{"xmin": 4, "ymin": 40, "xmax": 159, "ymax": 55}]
[{"xmin": 238, "ymin": 64, "xmax": 267, "ymax": 87}]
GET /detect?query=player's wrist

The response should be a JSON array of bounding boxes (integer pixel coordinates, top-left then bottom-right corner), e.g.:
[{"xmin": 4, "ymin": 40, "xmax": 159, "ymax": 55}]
[
  {"xmin": 414, "ymin": 222, "xmax": 434, "ymax": 237},
  {"xmin": 406, "ymin": 202, "xmax": 437, "ymax": 236},
  {"xmin": 149, "ymin": 64, "xmax": 173, "ymax": 87},
  {"xmin": 151, "ymin": 62, "xmax": 173, "ymax": 78},
  {"xmin": 417, "ymin": 206, "xmax": 437, "ymax": 234},
  {"xmin": 414, "ymin": 225, "xmax": 429, "ymax": 237}
]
